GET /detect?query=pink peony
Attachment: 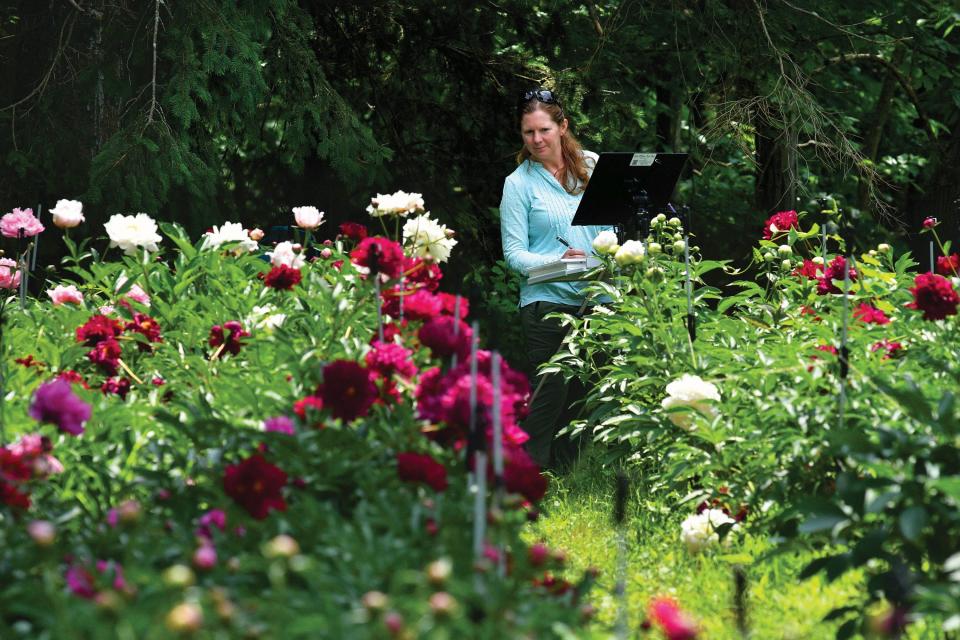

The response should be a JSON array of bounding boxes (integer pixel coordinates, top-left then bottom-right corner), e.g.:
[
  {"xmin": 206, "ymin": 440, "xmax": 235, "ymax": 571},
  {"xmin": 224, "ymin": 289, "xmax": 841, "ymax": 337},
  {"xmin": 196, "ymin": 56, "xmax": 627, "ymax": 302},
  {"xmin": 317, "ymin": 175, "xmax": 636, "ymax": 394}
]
[
  {"xmin": 125, "ymin": 283, "xmax": 151, "ymax": 306},
  {"xmin": 46, "ymin": 284, "xmax": 84, "ymax": 306},
  {"xmin": 922, "ymin": 217, "xmax": 938, "ymax": 229},
  {"xmin": 263, "ymin": 415, "xmax": 296, "ymax": 436},
  {"xmin": 418, "ymin": 316, "xmax": 472, "ymax": 360},
  {"xmin": 350, "ymin": 236, "xmax": 405, "ymax": 279},
  {"xmin": 1, "ymin": 207, "xmax": 45, "ymax": 238},
  {"xmin": 0, "ymin": 258, "xmax": 21, "ymax": 289},
  {"xmin": 649, "ymin": 597, "xmax": 699, "ymax": 640}
]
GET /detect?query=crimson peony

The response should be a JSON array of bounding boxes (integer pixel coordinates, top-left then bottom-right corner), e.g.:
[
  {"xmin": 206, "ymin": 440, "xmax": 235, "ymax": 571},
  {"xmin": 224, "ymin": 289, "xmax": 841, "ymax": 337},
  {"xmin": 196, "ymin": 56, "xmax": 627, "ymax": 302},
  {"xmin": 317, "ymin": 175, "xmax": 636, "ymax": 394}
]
[
  {"xmin": 223, "ymin": 454, "xmax": 288, "ymax": 519},
  {"xmin": 906, "ymin": 272, "xmax": 959, "ymax": 320}
]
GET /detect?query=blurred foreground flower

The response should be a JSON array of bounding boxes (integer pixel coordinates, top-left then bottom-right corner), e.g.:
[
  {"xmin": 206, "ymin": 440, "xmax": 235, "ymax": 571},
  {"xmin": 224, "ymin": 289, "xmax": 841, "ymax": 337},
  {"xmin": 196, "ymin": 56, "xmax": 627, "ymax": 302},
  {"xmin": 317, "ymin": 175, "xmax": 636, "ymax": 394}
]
[
  {"xmin": 648, "ymin": 596, "xmax": 699, "ymax": 639},
  {"xmin": 0, "ymin": 258, "xmax": 21, "ymax": 289},
  {"xmin": 29, "ymin": 379, "xmax": 91, "ymax": 436}
]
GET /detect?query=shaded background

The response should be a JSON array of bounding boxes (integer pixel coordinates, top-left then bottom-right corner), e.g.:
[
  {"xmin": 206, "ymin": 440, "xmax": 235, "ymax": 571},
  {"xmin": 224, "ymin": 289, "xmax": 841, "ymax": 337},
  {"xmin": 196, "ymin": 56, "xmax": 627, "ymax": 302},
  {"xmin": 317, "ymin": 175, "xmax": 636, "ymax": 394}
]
[{"xmin": 2, "ymin": 0, "xmax": 958, "ymax": 365}]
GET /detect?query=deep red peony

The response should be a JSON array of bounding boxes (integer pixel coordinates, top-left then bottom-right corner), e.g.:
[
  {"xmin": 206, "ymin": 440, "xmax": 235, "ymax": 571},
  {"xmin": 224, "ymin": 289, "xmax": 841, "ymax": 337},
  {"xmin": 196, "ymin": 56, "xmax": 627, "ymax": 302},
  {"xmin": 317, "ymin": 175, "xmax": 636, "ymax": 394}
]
[
  {"xmin": 223, "ymin": 454, "xmax": 288, "ymax": 519},
  {"xmin": 503, "ymin": 444, "xmax": 547, "ymax": 502},
  {"xmin": 935, "ymin": 253, "xmax": 959, "ymax": 277},
  {"xmin": 853, "ymin": 303, "xmax": 890, "ymax": 325},
  {"xmin": 817, "ymin": 255, "xmax": 857, "ymax": 295},
  {"xmin": 403, "ymin": 256, "xmax": 443, "ymax": 292},
  {"xmin": 350, "ymin": 236, "xmax": 405, "ymax": 279},
  {"xmin": 125, "ymin": 312, "xmax": 163, "ymax": 350},
  {"xmin": 209, "ymin": 321, "xmax": 250, "ymax": 356},
  {"xmin": 339, "ymin": 221, "xmax": 368, "ymax": 243},
  {"xmin": 317, "ymin": 360, "xmax": 378, "ymax": 422},
  {"xmin": 76, "ymin": 314, "xmax": 123, "ymax": 345},
  {"xmin": 792, "ymin": 259, "xmax": 822, "ymax": 280},
  {"xmin": 436, "ymin": 292, "xmax": 469, "ymax": 319},
  {"xmin": 87, "ymin": 338, "xmax": 122, "ymax": 375},
  {"xmin": 906, "ymin": 272, "xmax": 959, "ymax": 321},
  {"xmin": 396, "ymin": 452, "xmax": 448, "ymax": 492},
  {"xmin": 264, "ymin": 264, "xmax": 302, "ymax": 290},
  {"xmin": 762, "ymin": 210, "xmax": 799, "ymax": 239}
]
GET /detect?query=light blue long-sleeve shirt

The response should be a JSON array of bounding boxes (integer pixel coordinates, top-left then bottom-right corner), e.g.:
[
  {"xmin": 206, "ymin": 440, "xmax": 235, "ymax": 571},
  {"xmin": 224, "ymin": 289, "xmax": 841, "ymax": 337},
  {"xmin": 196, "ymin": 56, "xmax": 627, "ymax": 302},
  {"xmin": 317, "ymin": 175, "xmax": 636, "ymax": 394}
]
[{"xmin": 500, "ymin": 151, "xmax": 612, "ymax": 308}]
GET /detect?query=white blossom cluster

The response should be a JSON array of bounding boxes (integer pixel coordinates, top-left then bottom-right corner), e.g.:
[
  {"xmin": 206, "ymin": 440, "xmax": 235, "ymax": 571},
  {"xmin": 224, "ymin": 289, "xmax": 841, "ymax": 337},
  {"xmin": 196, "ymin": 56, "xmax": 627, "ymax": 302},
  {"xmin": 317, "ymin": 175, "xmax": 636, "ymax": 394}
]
[
  {"xmin": 366, "ymin": 190, "xmax": 425, "ymax": 217},
  {"xmin": 266, "ymin": 241, "xmax": 304, "ymax": 269},
  {"xmin": 201, "ymin": 222, "xmax": 259, "ymax": 253},
  {"xmin": 402, "ymin": 214, "xmax": 457, "ymax": 263},
  {"xmin": 680, "ymin": 508, "xmax": 738, "ymax": 554},
  {"xmin": 660, "ymin": 374, "xmax": 721, "ymax": 431}
]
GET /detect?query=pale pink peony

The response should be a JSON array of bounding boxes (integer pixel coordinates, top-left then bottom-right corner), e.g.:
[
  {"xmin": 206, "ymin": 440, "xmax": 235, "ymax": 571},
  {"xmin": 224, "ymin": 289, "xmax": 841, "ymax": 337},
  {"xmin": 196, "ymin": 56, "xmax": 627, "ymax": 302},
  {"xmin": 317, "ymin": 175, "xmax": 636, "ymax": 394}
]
[
  {"xmin": 0, "ymin": 258, "xmax": 20, "ymax": 289},
  {"xmin": 125, "ymin": 284, "xmax": 151, "ymax": 306},
  {"xmin": 47, "ymin": 284, "xmax": 84, "ymax": 306},
  {"xmin": 293, "ymin": 206, "xmax": 324, "ymax": 230},
  {"xmin": 1, "ymin": 207, "xmax": 45, "ymax": 238},
  {"xmin": 49, "ymin": 199, "xmax": 85, "ymax": 228}
]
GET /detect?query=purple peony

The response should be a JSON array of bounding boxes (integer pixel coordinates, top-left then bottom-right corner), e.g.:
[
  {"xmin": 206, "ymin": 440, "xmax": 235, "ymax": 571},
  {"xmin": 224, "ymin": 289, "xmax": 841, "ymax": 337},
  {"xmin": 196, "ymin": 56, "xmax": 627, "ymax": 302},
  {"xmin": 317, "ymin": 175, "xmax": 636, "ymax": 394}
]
[{"xmin": 29, "ymin": 379, "xmax": 91, "ymax": 436}]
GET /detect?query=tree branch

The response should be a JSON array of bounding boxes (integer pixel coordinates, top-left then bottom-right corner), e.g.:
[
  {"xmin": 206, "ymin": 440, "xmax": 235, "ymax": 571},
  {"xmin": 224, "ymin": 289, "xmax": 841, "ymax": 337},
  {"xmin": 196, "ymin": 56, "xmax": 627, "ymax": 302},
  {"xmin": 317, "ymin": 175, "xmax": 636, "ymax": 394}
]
[{"xmin": 146, "ymin": 0, "xmax": 161, "ymax": 125}]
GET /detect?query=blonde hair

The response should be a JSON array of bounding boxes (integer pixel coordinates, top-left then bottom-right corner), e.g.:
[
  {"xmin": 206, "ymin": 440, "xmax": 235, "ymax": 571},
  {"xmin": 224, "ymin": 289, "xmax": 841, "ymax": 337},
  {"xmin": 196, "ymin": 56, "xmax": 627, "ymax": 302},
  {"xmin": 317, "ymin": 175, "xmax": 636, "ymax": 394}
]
[{"xmin": 516, "ymin": 101, "xmax": 590, "ymax": 196}]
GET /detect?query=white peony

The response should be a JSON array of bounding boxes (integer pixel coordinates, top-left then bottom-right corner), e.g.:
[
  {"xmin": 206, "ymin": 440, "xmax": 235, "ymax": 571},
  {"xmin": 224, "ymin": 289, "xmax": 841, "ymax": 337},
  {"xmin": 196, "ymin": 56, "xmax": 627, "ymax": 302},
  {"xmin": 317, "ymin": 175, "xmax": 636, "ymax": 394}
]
[
  {"xmin": 249, "ymin": 305, "xmax": 286, "ymax": 330},
  {"xmin": 292, "ymin": 206, "xmax": 324, "ymax": 230},
  {"xmin": 366, "ymin": 190, "xmax": 425, "ymax": 218},
  {"xmin": 104, "ymin": 213, "xmax": 162, "ymax": 256},
  {"xmin": 402, "ymin": 214, "xmax": 457, "ymax": 263},
  {"xmin": 661, "ymin": 374, "xmax": 720, "ymax": 431},
  {"xmin": 266, "ymin": 241, "xmax": 305, "ymax": 269},
  {"xmin": 592, "ymin": 230, "xmax": 619, "ymax": 255},
  {"xmin": 614, "ymin": 240, "xmax": 646, "ymax": 266},
  {"xmin": 680, "ymin": 508, "xmax": 738, "ymax": 554},
  {"xmin": 201, "ymin": 222, "xmax": 259, "ymax": 252},
  {"xmin": 50, "ymin": 199, "xmax": 85, "ymax": 229}
]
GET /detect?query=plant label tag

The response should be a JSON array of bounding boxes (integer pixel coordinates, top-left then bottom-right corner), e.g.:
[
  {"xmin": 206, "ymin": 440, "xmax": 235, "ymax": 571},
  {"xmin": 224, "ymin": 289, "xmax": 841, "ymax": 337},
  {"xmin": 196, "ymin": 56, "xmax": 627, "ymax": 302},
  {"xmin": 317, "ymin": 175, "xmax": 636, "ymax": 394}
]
[{"xmin": 630, "ymin": 153, "xmax": 656, "ymax": 167}]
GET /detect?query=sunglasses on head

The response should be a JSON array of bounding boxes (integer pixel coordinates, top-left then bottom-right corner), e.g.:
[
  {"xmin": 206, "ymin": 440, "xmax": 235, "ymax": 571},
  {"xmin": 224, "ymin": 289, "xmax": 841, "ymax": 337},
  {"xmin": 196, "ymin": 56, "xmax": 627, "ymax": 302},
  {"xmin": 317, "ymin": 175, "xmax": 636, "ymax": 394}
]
[{"xmin": 517, "ymin": 89, "xmax": 562, "ymax": 114}]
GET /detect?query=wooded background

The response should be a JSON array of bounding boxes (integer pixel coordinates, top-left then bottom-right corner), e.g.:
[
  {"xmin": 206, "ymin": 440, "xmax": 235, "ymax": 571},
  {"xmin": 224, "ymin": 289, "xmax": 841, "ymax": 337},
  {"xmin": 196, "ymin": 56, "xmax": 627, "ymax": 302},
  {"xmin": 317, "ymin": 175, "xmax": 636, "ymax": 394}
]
[{"xmin": 2, "ymin": 0, "xmax": 958, "ymax": 285}]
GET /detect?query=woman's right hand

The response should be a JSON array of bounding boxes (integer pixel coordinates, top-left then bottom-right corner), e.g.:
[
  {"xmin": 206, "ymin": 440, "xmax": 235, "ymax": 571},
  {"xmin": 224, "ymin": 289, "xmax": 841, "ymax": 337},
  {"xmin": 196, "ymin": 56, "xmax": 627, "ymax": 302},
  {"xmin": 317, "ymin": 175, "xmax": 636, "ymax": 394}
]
[{"xmin": 561, "ymin": 248, "xmax": 586, "ymax": 259}]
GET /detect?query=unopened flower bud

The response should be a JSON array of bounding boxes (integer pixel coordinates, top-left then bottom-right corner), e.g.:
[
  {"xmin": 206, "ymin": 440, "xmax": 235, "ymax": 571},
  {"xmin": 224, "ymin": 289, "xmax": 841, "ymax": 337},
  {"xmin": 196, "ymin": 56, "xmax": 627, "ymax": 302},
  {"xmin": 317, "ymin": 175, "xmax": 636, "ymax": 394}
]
[
  {"xmin": 428, "ymin": 592, "xmax": 458, "ymax": 617},
  {"xmin": 645, "ymin": 267, "xmax": 665, "ymax": 282},
  {"xmin": 27, "ymin": 520, "xmax": 56, "ymax": 546},
  {"xmin": 361, "ymin": 590, "xmax": 389, "ymax": 611},
  {"xmin": 249, "ymin": 228, "xmax": 264, "ymax": 241},
  {"xmin": 781, "ymin": 259, "xmax": 792, "ymax": 271},
  {"xmin": 264, "ymin": 534, "xmax": 300, "ymax": 558},
  {"xmin": 763, "ymin": 252, "xmax": 775, "ymax": 263},
  {"xmin": 922, "ymin": 217, "xmax": 938, "ymax": 229},
  {"xmin": 655, "ymin": 213, "xmax": 667, "ymax": 223},
  {"xmin": 320, "ymin": 248, "xmax": 333, "ymax": 259},
  {"xmin": 878, "ymin": 243, "xmax": 891, "ymax": 253},
  {"xmin": 592, "ymin": 230, "xmax": 619, "ymax": 255},
  {"xmin": 384, "ymin": 611, "xmax": 404, "ymax": 635},
  {"xmin": 116, "ymin": 499, "xmax": 142, "ymax": 524},
  {"xmin": 668, "ymin": 216, "xmax": 681, "ymax": 228},
  {"xmin": 673, "ymin": 240, "xmax": 686, "ymax": 254},
  {"xmin": 162, "ymin": 564, "xmax": 195, "ymax": 588},
  {"xmin": 426, "ymin": 558, "xmax": 452, "ymax": 585},
  {"xmin": 647, "ymin": 242, "xmax": 662, "ymax": 255},
  {"xmin": 777, "ymin": 244, "xmax": 792, "ymax": 257},
  {"xmin": 812, "ymin": 256, "xmax": 825, "ymax": 265},
  {"xmin": 165, "ymin": 602, "xmax": 203, "ymax": 633},
  {"xmin": 193, "ymin": 543, "xmax": 217, "ymax": 571}
]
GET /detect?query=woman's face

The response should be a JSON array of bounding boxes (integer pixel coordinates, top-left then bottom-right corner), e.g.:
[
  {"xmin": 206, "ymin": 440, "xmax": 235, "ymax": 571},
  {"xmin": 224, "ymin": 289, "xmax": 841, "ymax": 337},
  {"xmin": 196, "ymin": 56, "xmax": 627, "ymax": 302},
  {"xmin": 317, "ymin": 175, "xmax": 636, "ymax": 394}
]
[{"xmin": 520, "ymin": 108, "xmax": 568, "ymax": 165}]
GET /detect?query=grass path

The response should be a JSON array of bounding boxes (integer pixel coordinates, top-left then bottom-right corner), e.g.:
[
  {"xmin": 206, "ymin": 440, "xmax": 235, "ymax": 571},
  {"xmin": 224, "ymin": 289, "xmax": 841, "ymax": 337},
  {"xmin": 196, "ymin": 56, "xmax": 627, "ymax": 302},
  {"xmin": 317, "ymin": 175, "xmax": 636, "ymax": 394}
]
[{"xmin": 528, "ymin": 460, "xmax": 866, "ymax": 639}]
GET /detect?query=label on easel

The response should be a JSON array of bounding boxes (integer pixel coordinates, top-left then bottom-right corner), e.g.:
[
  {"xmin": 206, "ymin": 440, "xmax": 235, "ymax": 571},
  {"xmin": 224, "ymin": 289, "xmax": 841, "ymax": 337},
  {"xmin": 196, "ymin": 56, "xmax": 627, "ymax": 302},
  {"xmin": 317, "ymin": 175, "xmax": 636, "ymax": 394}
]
[{"xmin": 629, "ymin": 153, "xmax": 656, "ymax": 167}]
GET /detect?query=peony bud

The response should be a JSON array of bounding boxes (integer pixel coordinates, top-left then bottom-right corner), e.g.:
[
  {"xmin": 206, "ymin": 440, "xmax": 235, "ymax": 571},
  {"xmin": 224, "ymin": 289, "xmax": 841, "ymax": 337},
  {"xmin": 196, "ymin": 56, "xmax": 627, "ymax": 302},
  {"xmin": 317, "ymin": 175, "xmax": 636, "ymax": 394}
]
[
  {"xmin": 162, "ymin": 564, "xmax": 196, "ymax": 588},
  {"xmin": 614, "ymin": 240, "xmax": 645, "ymax": 266},
  {"xmin": 292, "ymin": 206, "xmax": 324, "ymax": 230},
  {"xmin": 672, "ymin": 240, "xmax": 686, "ymax": 254},
  {"xmin": 763, "ymin": 252, "xmax": 775, "ymax": 263},
  {"xmin": 781, "ymin": 259, "xmax": 792, "ymax": 271},
  {"xmin": 116, "ymin": 499, "xmax": 142, "ymax": 524},
  {"xmin": 655, "ymin": 213, "xmax": 667, "ymax": 223},
  {"xmin": 320, "ymin": 248, "xmax": 332, "ymax": 259},
  {"xmin": 667, "ymin": 216, "xmax": 681, "ymax": 228},
  {"xmin": 384, "ymin": 611, "xmax": 404, "ymax": 635},
  {"xmin": 50, "ymin": 199, "xmax": 85, "ymax": 229},
  {"xmin": 166, "ymin": 602, "xmax": 203, "ymax": 633},
  {"xmin": 428, "ymin": 592, "xmax": 458, "ymax": 617},
  {"xmin": 27, "ymin": 520, "xmax": 56, "ymax": 546},
  {"xmin": 647, "ymin": 242, "xmax": 662, "ymax": 255},
  {"xmin": 264, "ymin": 534, "xmax": 300, "ymax": 558},
  {"xmin": 777, "ymin": 244, "xmax": 792, "ymax": 258},
  {"xmin": 426, "ymin": 558, "xmax": 452, "ymax": 585},
  {"xmin": 645, "ymin": 267, "xmax": 665, "ymax": 282},
  {"xmin": 878, "ymin": 243, "xmax": 891, "ymax": 253},
  {"xmin": 922, "ymin": 217, "xmax": 938, "ymax": 229},
  {"xmin": 193, "ymin": 543, "xmax": 217, "ymax": 571},
  {"xmin": 812, "ymin": 256, "xmax": 825, "ymax": 265},
  {"xmin": 361, "ymin": 591, "xmax": 389, "ymax": 611},
  {"xmin": 591, "ymin": 230, "xmax": 619, "ymax": 255},
  {"xmin": 249, "ymin": 228, "xmax": 264, "ymax": 241}
]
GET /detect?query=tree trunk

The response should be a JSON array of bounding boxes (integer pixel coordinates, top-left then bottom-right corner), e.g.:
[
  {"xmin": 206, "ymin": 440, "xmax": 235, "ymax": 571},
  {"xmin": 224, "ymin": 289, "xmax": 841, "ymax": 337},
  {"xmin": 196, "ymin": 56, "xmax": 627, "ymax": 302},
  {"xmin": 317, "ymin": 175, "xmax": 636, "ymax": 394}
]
[
  {"xmin": 858, "ymin": 46, "xmax": 906, "ymax": 212},
  {"xmin": 755, "ymin": 112, "xmax": 796, "ymax": 214}
]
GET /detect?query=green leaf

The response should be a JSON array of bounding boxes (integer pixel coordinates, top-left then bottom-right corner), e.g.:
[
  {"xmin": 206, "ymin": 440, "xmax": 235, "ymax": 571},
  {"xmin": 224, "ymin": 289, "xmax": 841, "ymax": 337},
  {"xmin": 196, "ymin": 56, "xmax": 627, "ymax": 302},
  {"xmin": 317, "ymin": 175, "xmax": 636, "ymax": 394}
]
[{"xmin": 898, "ymin": 506, "xmax": 928, "ymax": 543}]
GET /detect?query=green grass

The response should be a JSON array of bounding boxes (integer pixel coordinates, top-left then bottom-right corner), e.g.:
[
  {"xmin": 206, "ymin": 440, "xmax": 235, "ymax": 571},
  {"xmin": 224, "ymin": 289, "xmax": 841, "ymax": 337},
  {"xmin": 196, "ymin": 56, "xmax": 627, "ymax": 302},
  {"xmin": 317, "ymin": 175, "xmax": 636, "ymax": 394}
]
[{"xmin": 528, "ymin": 457, "xmax": 866, "ymax": 639}]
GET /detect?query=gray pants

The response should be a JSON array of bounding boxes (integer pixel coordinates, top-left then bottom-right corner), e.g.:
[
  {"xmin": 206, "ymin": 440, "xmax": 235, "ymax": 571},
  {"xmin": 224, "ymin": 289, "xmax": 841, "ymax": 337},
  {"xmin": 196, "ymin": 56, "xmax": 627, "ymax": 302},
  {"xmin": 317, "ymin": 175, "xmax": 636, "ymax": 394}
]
[{"xmin": 519, "ymin": 301, "xmax": 588, "ymax": 468}]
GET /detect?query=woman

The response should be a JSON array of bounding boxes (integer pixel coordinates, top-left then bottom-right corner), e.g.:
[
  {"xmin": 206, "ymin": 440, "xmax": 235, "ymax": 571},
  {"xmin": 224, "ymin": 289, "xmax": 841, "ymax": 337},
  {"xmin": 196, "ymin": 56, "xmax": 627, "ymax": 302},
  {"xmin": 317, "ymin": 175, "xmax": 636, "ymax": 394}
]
[{"xmin": 500, "ymin": 88, "xmax": 611, "ymax": 469}]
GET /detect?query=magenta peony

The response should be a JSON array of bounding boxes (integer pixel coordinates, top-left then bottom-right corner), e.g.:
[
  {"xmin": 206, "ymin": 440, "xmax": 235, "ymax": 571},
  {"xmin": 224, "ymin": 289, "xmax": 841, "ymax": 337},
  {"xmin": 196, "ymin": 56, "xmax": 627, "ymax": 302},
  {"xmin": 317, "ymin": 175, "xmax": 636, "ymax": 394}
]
[
  {"xmin": 29, "ymin": 379, "xmax": 91, "ymax": 436},
  {"xmin": 762, "ymin": 210, "xmax": 798, "ymax": 239},
  {"xmin": 649, "ymin": 596, "xmax": 699, "ymax": 640},
  {"xmin": 396, "ymin": 452, "xmax": 448, "ymax": 492},
  {"xmin": 853, "ymin": 303, "xmax": 890, "ymax": 325},
  {"xmin": 350, "ymin": 236, "xmax": 405, "ymax": 279},
  {"xmin": 418, "ymin": 316, "xmax": 473, "ymax": 360}
]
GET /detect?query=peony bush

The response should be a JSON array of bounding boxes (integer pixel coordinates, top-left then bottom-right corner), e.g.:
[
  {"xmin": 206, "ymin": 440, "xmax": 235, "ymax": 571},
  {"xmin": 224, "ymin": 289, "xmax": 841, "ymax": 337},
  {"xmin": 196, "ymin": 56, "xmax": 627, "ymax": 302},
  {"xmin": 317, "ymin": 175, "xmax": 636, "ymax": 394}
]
[{"xmin": 0, "ymin": 200, "xmax": 592, "ymax": 638}]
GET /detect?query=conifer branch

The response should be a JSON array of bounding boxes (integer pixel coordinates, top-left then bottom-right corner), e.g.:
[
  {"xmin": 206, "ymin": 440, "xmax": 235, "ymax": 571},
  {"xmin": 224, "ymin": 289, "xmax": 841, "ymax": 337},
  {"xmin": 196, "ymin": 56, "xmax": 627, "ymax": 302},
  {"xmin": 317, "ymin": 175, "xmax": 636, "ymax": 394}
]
[{"xmin": 146, "ymin": 0, "xmax": 161, "ymax": 125}]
